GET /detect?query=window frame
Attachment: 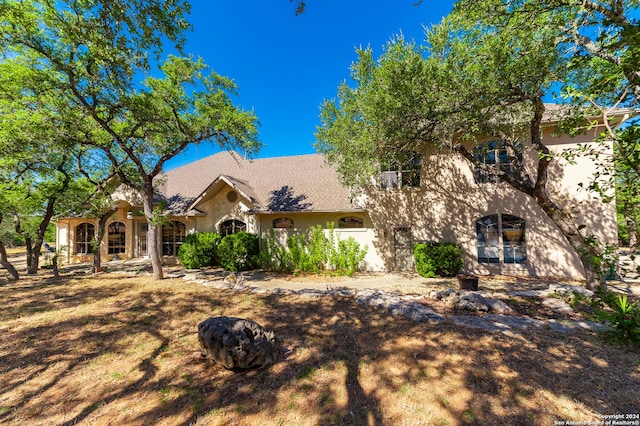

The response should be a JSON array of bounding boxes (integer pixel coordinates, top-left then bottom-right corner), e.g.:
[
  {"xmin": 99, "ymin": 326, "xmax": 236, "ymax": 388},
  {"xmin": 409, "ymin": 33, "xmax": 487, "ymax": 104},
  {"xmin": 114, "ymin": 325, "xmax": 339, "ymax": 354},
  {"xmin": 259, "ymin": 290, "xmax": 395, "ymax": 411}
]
[
  {"xmin": 162, "ymin": 220, "xmax": 186, "ymax": 256},
  {"xmin": 338, "ymin": 216, "xmax": 364, "ymax": 229},
  {"xmin": 476, "ymin": 214, "xmax": 526, "ymax": 265},
  {"xmin": 75, "ymin": 222, "xmax": 95, "ymax": 255},
  {"xmin": 272, "ymin": 217, "xmax": 295, "ymax": 229},
  {"xmin": 107, "ymin": 221, "xmax": 126, "ymax": 255},
  {"xmin": 219, "ymin": 219, "xmax": 247, "ymax": 237},
  {"xmin": 473, "ymin": 140, "xmax": 523, "ymax": 184},
  {"xmin": 380, "ymin": 152, "xmax": 421, "ymax": 189}
]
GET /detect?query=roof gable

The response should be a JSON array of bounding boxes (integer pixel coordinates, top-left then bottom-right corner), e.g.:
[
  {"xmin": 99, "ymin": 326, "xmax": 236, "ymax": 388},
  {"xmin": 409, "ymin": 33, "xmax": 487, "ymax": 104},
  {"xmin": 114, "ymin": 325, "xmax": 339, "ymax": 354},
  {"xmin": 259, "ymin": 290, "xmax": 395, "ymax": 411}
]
[{"xmin": 159, "ymin": 151, "xmax": 361, "ymax": 215}]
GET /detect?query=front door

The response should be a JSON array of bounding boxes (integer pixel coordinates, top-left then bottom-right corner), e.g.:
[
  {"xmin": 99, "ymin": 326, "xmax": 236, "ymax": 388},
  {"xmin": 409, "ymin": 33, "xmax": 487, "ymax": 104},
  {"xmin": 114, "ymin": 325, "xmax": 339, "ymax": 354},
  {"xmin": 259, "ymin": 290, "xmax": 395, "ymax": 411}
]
[{"xmin": 394, "ymin": 227, "xmax": 413, "ymax": 270}]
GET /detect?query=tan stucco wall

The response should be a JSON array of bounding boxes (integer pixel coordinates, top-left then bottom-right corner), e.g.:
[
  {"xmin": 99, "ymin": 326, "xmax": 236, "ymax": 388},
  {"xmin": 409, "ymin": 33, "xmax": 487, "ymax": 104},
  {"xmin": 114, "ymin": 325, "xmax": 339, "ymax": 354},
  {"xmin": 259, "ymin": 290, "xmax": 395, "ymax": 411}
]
[
  {"xmin": 255, "ymin": 212, "xmax": 384, "ymax": 271},
  {"xmin": 57, "ymin": 208, "xmax": 135, "ymax": 264},
  {"xmin": 56, "ymin": 207, "xmax": 195, "ymax": 265},
  {"xmin": 190, "ymin": 188, "xmax": 257, "ymax": 235},
  {"xmin": 363, "ymin": 128, "xmax": 617, "ymax": 279},
  {"xmin": 55, "ymin": 127, "xmax": 616, "ymax": 280}
]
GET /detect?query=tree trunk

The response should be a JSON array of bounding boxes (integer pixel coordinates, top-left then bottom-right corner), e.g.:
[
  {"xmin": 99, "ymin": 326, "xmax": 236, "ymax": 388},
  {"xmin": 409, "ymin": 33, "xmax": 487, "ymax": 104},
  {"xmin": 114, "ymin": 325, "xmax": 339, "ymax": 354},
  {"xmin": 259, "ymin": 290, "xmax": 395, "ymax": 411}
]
[
  {"xmin": 142, "ymin": 187, "xmax": 164, "ymax": 280},
  {"xmin": 624, "ymin": 207, "xmax": 638, "ymax": 251},
  {"xmin": 27, "ymin": 240, "xmax": 43, "ymax": 275},
  {"xmin": 0, "ymin": 214, "xmax": 19, "ymax": 281},
  {"xmin": 0, "ymin": 241, "xmax": 19, "ymax": 281},
  {"xmin": 24, "ymin": 237, "xmax": 34, "ymax": 274},
  {"xmin": 535, "ymin": 194, "xmax": 606, "ymax": 291},
  {"xmin": 51, "ymin": 251, "xmax": 59, "ymax": 278},
  {"xmin": 526, "ymin": 99, "xmax": 605, "ymax": 291},
  {"xmin": 93, "ymin": 208, "xmax": 117, "ymax": 272}
]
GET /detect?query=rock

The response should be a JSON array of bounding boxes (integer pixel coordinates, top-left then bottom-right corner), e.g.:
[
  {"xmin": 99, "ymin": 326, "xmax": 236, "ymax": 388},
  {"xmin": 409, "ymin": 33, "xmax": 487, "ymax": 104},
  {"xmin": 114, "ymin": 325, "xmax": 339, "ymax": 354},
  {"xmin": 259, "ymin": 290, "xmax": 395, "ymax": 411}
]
[
  {"xmin": 458, "ymin": 292, "xmax": 490, "ymax": 312},
  {"xmin": 486, "ymin": 298, "xmax": 513, "ymax": 314},
  {"xmin": 542, "ymin": 297, "xmax": 573, "ymax": 312},
  {"xmin": 547, "ymin": 283, "xmax": 593, "ymax": 298},
  {"xmin": 510, "ymin": 290, "xmax": 546, "ymax": 297},
  {"xmin": 430, "ymin": 288, "xmax": 457, "ymax": 300},
  {"xmin": 355, "ymin": 290, "xmax": 445, "ymax": 323},
  {"xmin": 445, "ymin": 295, "xmax": 460, "ymax": 310},
  {"xmin": 198, "ymin": 316, "xmax": 280, "ymax": 370}
]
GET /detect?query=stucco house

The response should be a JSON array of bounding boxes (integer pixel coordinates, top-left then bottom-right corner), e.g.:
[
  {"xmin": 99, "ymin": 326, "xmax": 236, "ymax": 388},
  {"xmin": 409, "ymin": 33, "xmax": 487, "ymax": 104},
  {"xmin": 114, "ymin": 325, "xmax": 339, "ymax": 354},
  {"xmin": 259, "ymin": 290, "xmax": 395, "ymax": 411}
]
[{"xmin": 55, "ymin": 107, "xmax": 629, "ymax": 280}]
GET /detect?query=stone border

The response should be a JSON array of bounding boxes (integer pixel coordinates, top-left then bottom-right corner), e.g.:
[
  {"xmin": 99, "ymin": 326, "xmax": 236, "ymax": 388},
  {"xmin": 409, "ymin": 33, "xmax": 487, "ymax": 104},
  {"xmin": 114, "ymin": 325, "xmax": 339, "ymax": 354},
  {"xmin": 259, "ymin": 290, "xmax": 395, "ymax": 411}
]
[{"xmin": 170, "ymin": 271, "xmax": 607, "ymax": 336}]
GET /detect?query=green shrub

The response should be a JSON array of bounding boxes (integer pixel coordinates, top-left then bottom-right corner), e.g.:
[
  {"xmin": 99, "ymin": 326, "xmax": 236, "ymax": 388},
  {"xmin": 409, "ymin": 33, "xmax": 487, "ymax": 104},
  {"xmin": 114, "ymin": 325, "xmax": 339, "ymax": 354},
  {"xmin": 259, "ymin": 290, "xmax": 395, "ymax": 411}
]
[
  {"xmin": 217, "ymin": 232, "xmax": 259, "ymax": 272},
  {"xmin": 414, "ymin": 241, "xmax": 464, "ymax": 278},
  {"xmin": 332, "ymin": 237, "xmax": 368, "ymax": 276},
  {"xmin": 259, "ymin": 223, "xmax": 368, "ymax": 276},
  {"xmin": 259, "ymin": 230, "xmax": 292, "ymax": 272},
  {"xmin": 594, "ymin": 289, "xmax": 640, "ymax": 345},
  {"xmin": 177, "ymin": 232, "xmax": 221, "ymax": 269}
]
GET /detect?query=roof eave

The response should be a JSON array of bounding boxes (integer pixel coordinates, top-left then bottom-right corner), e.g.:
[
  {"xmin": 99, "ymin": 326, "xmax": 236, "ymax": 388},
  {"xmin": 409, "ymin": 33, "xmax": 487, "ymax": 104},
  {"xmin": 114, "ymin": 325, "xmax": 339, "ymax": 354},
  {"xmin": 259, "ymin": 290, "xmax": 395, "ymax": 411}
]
[{"xmin": 248, "ymin": 208, "xmax": 367, "ymax": 215}]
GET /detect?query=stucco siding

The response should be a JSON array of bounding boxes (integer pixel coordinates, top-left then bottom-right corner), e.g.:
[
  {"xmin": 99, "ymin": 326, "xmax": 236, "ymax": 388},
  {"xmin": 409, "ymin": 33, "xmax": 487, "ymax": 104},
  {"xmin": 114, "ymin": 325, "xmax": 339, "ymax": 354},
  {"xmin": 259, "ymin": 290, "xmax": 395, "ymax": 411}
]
[
  {"xmin": 256, "ymin": 212, "xmax": 384, "ymax": 271},
  {"xmin": 365, "ymin": 129, "xmax": 616, "ymax": 279}
]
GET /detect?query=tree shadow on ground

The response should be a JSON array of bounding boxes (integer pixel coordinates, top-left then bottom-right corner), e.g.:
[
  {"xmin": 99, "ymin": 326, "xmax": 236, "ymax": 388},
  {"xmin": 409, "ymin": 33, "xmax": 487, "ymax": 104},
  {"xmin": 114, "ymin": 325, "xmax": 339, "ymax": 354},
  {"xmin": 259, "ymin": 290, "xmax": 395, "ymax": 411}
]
[{"xmin": 0, "ymin": 275, "xmax": 638, "ymax": 425}]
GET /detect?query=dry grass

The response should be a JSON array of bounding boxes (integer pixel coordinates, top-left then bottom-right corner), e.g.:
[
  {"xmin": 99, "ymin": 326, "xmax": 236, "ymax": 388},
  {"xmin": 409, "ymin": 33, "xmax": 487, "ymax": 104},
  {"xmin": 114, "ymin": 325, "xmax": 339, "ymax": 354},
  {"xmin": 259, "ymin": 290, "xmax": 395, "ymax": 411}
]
[{"xmin": 0, "ymin": 273, "xmax": 638, "ymax": 426}]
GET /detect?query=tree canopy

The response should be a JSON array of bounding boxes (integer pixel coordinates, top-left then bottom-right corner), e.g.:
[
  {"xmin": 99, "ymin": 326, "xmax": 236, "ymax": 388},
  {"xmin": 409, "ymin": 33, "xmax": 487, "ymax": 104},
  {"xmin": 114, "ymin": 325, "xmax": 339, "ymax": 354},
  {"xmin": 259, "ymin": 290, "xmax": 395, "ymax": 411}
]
[
  {"xmin": 316, "ymin": 0, "xmax": 639, "ymax": 289},
  {"xmin": 0, "ymin": 0, "xmax": 260, "ymax": 279}
]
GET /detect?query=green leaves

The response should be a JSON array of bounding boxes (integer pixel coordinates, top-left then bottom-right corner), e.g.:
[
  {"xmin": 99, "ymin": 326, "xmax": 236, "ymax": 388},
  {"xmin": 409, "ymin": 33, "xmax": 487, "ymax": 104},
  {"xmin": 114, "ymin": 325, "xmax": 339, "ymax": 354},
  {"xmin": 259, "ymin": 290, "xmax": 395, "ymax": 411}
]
[{"xmin": 1, "ymin": 0, "xmax": 261, "ymax": 278}]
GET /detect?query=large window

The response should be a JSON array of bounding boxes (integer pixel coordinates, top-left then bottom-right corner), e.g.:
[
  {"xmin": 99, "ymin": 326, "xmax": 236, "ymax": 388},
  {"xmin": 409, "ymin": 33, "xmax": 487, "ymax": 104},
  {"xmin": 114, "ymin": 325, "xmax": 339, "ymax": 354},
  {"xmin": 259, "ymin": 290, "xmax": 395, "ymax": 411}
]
[
  {"xmin": 162, "ymin": 221, "xmax": 186, "ymax": 256},
  {"xmin": 220, "ymin": 219, "xmax": 246, "ymax": 236},
  {"xmin": 476, "ymin": 214, "xmax": 526, "ymax": 264},
  {"xmin": 380, "ymin": 152, "xmax": 421, "ymax": 189},
  {"xmin": 473, "ymin": 140, "xmax": 523, "ymax": 184},
  {"xmin": 75, "ymin": 222, "xmax": 95, "ymax": 254},
  {"xmin": 108, "ymin": 222, "xmax": 126, "ymax": 254}
]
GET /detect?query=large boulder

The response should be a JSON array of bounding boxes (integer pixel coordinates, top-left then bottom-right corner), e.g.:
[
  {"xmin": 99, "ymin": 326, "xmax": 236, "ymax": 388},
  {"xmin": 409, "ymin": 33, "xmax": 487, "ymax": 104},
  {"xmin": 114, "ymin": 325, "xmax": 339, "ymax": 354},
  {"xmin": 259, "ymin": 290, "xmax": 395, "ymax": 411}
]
[
  {"xmin": 458, "ymin": 292, "xmax": 490, "ymax": 312},
  {"xmin": 198, "ymin": 316, "xmax": 280, "ymax": 370}
]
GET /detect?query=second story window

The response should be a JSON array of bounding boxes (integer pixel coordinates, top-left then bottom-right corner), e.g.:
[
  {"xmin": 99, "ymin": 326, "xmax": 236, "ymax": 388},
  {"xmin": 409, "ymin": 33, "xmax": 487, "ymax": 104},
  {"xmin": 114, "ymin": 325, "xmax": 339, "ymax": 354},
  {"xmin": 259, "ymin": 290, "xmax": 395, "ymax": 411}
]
[
  {"xmin": 473, "ymin": 140, "xmax": 523, "ymax": 184},
  {"xmin": 380, "ymin": 152, "xmax": 421, "ymax": 189}
]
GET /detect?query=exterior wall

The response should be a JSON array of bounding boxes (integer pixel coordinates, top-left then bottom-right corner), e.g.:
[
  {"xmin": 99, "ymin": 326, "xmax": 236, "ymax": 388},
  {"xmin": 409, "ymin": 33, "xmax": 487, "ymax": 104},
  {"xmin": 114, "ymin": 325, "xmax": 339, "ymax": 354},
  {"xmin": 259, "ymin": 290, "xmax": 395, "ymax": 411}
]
[
  {"xmin": 255, "ymin": 212, "xmax": 384, "ymax": 271},
  {"xmin": 363, "ymin": 128, "xmax": 617, "ymax": 279},
  {"xmin": 54, "ymin": 126, "xmax": 615, "ymax": 280},
  {"xmin": 185, "ymin": 188, "xmax": 384, "ymax": 271},
  {"xmin": 190, "ymin": 188, "xmax": 257, "ymax": 235},
  {"xmin": 56, "ymin": 207, "xmax": 197, "ymax": 265},
  {"xmin": 54, "ymin": 188, "xmax": 383, "ymax": 271}
]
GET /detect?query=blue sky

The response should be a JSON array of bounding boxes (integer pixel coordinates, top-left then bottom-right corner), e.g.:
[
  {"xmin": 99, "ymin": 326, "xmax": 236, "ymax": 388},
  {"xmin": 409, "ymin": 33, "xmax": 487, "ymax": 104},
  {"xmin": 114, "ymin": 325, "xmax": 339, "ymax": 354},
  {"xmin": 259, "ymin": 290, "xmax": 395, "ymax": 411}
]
[{"xmin": 165, "ymin": 1, "xmax": 455, "ymax": 170}]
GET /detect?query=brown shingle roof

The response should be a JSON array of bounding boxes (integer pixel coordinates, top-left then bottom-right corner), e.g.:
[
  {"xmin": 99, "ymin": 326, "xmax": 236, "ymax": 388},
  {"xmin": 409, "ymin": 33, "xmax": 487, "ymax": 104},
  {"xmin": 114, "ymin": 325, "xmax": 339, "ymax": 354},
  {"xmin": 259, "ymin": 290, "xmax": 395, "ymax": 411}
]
[{"xmin": 158, "ymin": 151, "xmax": 361, "ymax": 214}]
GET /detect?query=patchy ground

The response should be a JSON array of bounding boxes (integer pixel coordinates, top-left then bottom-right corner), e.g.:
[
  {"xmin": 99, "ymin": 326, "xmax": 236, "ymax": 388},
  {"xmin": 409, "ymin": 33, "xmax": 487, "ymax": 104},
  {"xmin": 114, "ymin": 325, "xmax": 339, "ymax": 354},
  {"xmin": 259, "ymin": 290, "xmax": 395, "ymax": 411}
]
[{"xmin": 0, "ymin": 271, "xmax": 638, "ymax": 426}]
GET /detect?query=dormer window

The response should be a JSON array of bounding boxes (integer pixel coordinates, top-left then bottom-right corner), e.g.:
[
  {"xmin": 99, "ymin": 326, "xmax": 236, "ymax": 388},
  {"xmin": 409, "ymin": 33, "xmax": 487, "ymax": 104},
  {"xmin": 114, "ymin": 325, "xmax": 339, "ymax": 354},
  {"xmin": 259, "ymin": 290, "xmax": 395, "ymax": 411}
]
[
  {"xmin": 380, "ymin": 152, "xmax": 421, "ymax": 189},
  {"xmin": 473, "ymin": 140, "xmax": 523, "ymax": 184}
]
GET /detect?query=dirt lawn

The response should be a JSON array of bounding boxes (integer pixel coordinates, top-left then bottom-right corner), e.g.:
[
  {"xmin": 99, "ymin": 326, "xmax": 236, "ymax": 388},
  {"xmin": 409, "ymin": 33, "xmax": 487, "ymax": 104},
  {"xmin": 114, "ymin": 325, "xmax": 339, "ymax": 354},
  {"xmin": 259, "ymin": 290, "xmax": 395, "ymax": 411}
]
[{"xmin": 0, "ymin": 271, "xmax": 638, "ymax": 426}]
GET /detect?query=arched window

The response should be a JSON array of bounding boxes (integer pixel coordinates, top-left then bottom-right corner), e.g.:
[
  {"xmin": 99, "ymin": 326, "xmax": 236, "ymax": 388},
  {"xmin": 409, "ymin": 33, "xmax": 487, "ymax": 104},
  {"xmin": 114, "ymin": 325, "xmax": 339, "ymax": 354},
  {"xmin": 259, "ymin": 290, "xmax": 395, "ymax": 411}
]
[
  {"xmin": 473, "ymin": 140, "xmax": 523, "ymax": 184},
  {"xmin": 476, "ymin": 214, "xmax": 526, "ymax": 264},
  {"xmin": 338, "ymin": 216, "xmax": 364, "ymax": 228},
  {"xmin": 75, "ymin": 222, "xmax": 95, "ymax": 254},
  {"xmin": 380, "ymin": 152, "xmax": 421, "ymax": 189},
  {"xmin": 272, "ymin": 217, "xmax": 294, "ymax": 229},
  {"xmin": 220, "ymin": 219, "xmax": 246, "ymax": 237},
  {"xmin": 162, "ymin": 221, "xmax": 186, "ymax": 256},
  {"xmin": 108, "ymin": 222, "xmax": 126, "ymax": 254}
]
